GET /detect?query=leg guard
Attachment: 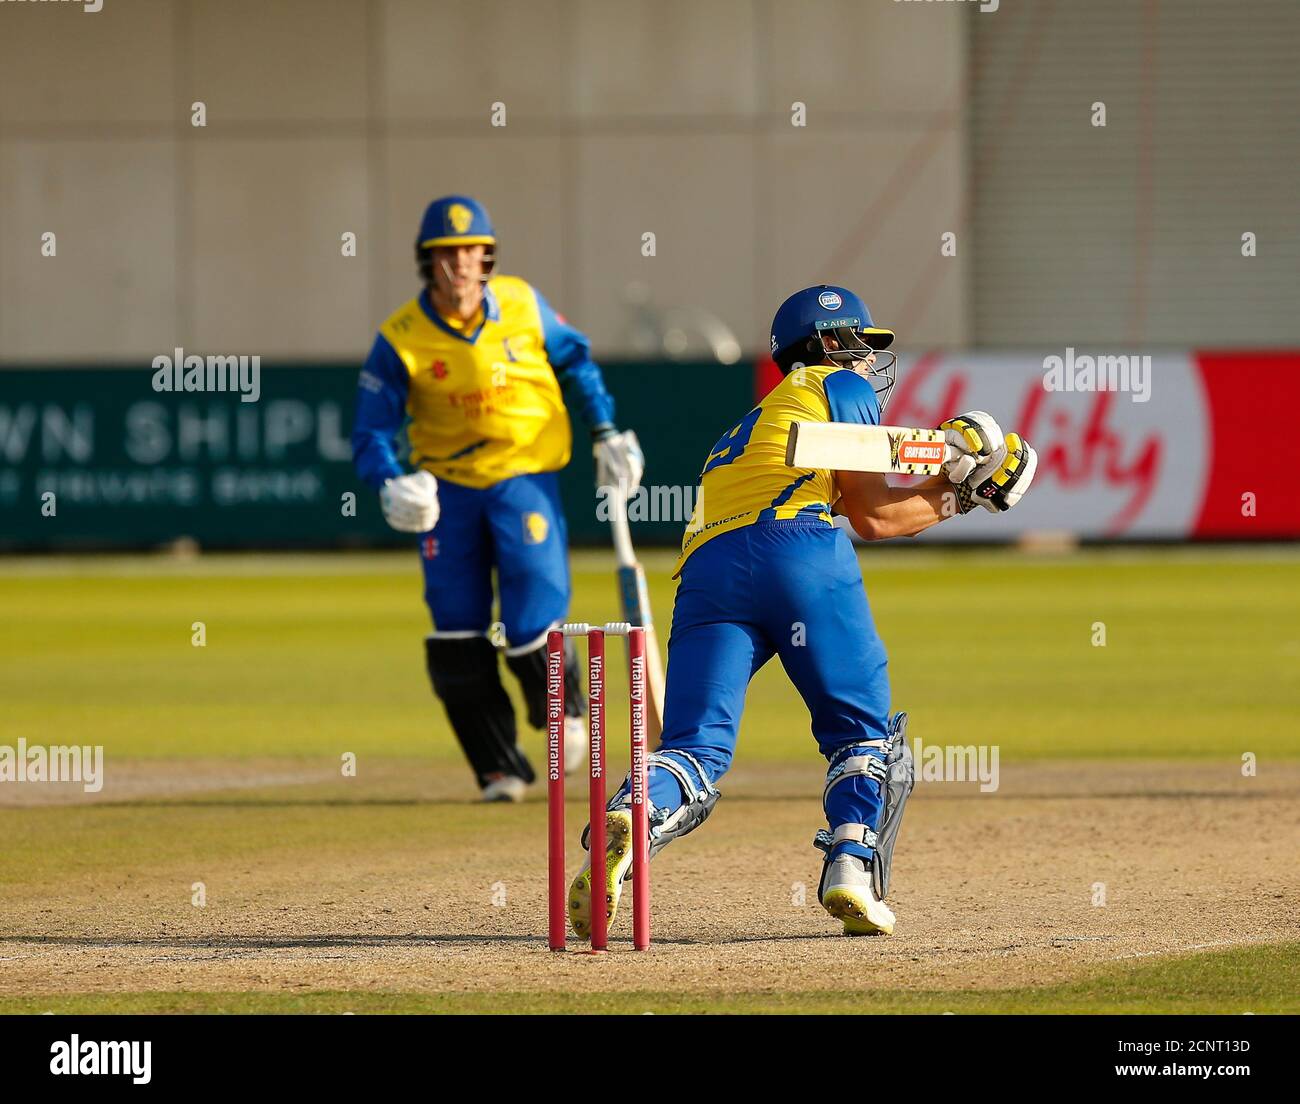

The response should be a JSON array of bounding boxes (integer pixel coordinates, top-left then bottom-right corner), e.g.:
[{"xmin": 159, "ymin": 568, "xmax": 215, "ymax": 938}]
[
  {"xmin": 425, "ymin": 634, "xmax": 534, "ymax": 788},
  {"xmin": 585, "ymin": 750, "xmax": 720, "ymax": 862},
  {"xmin": 504, "ymin": 635, "xmax": 586, "ymax": 730},
  {"xmin": 815, "ymin": 711, "xmax": 914, "ymax": 901}
]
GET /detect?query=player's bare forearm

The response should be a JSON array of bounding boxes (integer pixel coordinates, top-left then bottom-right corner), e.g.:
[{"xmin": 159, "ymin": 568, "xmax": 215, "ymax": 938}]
[{"xmin": 834, "ymin": 471, "xmax": 954, "ymax": 541}]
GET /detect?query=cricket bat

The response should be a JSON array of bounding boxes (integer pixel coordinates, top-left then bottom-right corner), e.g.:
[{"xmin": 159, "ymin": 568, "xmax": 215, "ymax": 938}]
[
  {"xmin": 786, "ymin": 422, "xmax": 956, "ymax": 475},
  {"xmin": 607, "ymin": 483, "xmax": 666, "ymax": 741}
]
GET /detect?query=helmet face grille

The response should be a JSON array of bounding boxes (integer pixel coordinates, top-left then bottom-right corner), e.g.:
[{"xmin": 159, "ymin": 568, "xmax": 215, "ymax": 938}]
[
  {"xmin": 821, "ymin": 325, "xmax": 872, "ymax": 360},
  {"xmin": 820, "ymin": 327, "xmax": 898, "ymax": 412},
  {"xmin": 416, "ymin": 240, "xmax": 496, "ymax": 285}
]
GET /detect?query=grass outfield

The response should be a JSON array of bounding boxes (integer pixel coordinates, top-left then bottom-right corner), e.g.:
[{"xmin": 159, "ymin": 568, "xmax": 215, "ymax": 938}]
[
  {"xmin": 2, "ymin": 942, "xmax": 1295, "ymax": 1014},
  {"xmin": 1, "ymin": 546, "xmax": 1295, "ymax": 1015},
  {"xmin": 1, "ymin": 545, "xmax": 1296, "ymax": 762}
]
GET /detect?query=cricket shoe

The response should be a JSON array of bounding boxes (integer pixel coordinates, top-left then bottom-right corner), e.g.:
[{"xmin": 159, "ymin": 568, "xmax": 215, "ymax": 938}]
[
  {"xmin": 480, "ymin": 775, "xmax": 528, "ymax": 803},
  {"xmin": 568, "ymin": 809, "xmax": 634, "ymax": 940},
  {"xmin": 563, "ymin": 714, "xmax": 587, "ymax": 775},
  {"xmin": 820, "ymin": 854, "xmax": 896, "ymax": 936}
]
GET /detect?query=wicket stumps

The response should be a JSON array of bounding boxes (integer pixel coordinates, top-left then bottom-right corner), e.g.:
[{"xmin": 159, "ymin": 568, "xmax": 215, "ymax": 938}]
[{"xmin": 546, "ymin": 622, "xmax": 650, "ymax": 952}]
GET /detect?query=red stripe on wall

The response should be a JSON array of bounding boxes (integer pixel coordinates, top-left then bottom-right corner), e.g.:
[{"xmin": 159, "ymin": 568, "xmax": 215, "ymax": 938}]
[{"xmin": 1193, "ymin": 352, "xmax": 1300, "ymax": 537}]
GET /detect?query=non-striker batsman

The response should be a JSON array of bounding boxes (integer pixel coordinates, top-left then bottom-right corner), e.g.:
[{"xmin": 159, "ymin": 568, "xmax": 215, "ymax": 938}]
[{"xmin": 351, "ymin": 196, "xmax": 644, "ymax": 801}]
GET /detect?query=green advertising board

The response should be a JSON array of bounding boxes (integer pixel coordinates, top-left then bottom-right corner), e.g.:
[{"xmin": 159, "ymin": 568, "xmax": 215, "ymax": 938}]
[{"xmin": 0, "ymin": 362, "xmax": 750, "ymax": 551}]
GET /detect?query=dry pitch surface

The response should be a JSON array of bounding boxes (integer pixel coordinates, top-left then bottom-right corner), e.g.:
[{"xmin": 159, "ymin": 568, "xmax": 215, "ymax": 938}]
[{"xmin": 2, "ymin": 759, "xmax": 1296, "ymax": 1011}]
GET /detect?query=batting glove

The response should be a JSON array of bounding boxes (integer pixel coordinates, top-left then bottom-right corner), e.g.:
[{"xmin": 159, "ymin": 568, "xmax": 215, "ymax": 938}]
[
  {"xmin": 593, "ymin": 428, "xmax": 645, "ymax": 494},
  {"xmin": 939, "ymin": 410, "xmax": 1004, "ymax": 484},
  {"xmin": 380, "ymin": 470, "xmax": 440, "ymax": 532},
  {"xmin": 955, "ymin": 433, "xmax": 1038, "ymax": 513}
]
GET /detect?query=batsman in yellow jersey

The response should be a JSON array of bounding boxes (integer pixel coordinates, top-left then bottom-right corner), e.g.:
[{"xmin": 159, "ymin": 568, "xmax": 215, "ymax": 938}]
[
  {"xmin": 568, "ymin": 285, "xmax": 1039, "ymax": 939},
  {"xmin": 351, "ymin": 196, "xmax": 644, "ymax": 802}
]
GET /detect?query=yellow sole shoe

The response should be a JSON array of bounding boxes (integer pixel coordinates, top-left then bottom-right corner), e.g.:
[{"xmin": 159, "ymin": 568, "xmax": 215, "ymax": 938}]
[
  {"xmin": 822, "ymin": 885, "xmax": 896, "ymax": 936},
  {"xmin": 568, "ymin": 809, "xmax": 635, "ymax": 940}
]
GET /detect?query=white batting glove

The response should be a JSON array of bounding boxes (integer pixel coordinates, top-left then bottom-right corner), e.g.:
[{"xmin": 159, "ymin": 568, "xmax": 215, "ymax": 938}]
[
  {"xmin": 380, "ymin": 470, "xmax": 440, "ymax": 532},
  {"xmin": 955, "ymin": 433, "xmax": 1038, "ymax": 514},
  {"xmin": 939, "ymin": 410, "xmax": 1004, "ymax": 484},
  {"xmin": 593, "ymin": 429, "xmax": 645, "ymax": 494}
]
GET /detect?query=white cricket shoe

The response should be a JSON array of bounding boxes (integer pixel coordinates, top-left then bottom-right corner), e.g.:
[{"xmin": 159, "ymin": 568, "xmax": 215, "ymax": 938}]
[
  {"xmin": 563, "ymin": 714, "xmax": 587, "ymax": 775},
  {"xmin": 480, "ymin": 775, "xmax": 528, "ymax": 803},
  {"xmin": 821, "ymin": 855, "xmax": 896, "ymax": 936}
]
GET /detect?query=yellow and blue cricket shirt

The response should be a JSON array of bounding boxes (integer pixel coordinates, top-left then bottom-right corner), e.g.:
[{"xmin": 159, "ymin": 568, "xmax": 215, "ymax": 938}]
[
  {"xmin": 675, "ymin": 364, "xmax": 880, "ymax": 574},
  {"xmin": 351, "ymin": 275, "xmax": 614, "ymax": 490}
]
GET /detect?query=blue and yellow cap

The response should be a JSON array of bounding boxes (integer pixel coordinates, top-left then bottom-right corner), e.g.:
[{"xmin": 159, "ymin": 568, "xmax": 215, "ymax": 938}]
[{"xmin": 418, "ymin": 195, "xmax": 496, "ymax": 248}]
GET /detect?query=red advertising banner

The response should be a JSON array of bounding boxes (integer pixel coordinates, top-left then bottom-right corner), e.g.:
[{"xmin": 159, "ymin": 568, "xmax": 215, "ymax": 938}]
[
  {"xmin": 1190, "ymin": 352, "xmax": 1300, "ymax": 538},
  {"xmin": 756, "ymin": 351, "xmax": 1300, "ymax": 541}
]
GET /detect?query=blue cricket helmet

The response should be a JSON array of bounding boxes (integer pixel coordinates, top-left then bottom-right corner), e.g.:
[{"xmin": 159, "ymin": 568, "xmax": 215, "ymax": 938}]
[
  {"xmin": 418, "ymin": 195, "xmax": 495, "ymax": 248},
  {"xmin": 415, "ymin": 195, "xmax": 496, "ymax": 282},
  {"xmin": 770, "ymin": 285, "xmax": 894, "ymax": 365},
  {"xmin": 770, "ymin": 284, "xmax": 898, "ymax": 408}
]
